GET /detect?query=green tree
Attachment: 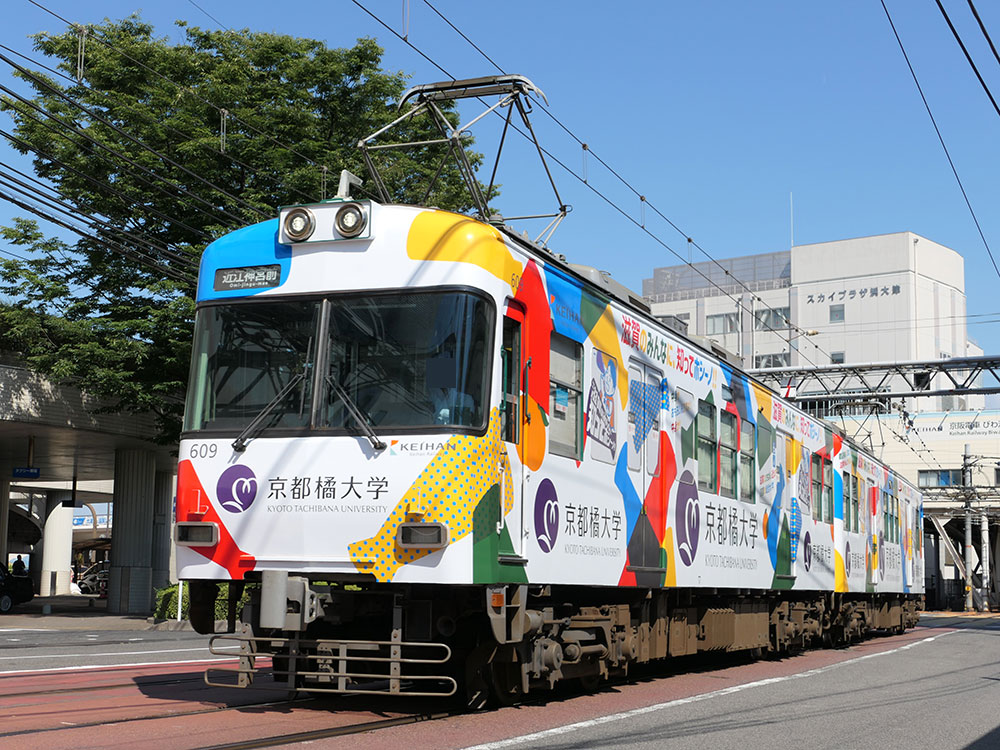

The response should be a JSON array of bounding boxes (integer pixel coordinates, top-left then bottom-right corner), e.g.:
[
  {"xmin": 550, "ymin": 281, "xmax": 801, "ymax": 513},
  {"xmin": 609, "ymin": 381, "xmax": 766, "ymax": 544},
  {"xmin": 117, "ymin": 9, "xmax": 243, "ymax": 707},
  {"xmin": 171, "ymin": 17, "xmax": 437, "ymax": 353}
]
[{"xmin": 0, "ymin": 17, "xmax": 483, "ymax": 442}]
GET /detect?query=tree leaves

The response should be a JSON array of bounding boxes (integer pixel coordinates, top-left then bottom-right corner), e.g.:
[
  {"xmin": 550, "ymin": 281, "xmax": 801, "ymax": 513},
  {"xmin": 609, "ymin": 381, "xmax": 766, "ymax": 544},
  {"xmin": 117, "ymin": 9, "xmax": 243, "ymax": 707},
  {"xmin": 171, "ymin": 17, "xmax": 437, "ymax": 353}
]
[{"xmin": 0, "ymin": 16, "xmax": 484, "ymax": 443}]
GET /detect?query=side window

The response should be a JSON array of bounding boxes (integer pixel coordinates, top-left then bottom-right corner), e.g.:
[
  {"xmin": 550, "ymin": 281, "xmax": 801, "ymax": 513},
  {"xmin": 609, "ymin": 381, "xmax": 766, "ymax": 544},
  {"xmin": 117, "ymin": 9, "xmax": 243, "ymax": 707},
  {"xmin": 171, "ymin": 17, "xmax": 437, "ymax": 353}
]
[
  {"xmin": 587, "ymin": 349, "xmax": 618, "ymax": 464},
  {"xmin": 549, "ymin": 332, "xmax": 583, "ymax": 459},
  {"xmin": 854, "ymin": 476, "xmax": 862, "ymax": 533},
  {"xmin": 740, "ymin": 419, "xmax": 755, "ymax": 503},
  {"xmin": 697, "ymin": 399, "xmax": 717, "ymax": 492},
  {"xmin": 785, "ymin": 436, "xmax": 793, "ymax": 480},
  {"xmin": 646, "ymin": 370, "xmax": 661, "ymax": 477},
  {"xmin": 501, "ymin": 316, "xmax": 521, "ymax": 443},
  {"xmin": 627, "ymin": 364, "xmax": 642, "ymax": 472},
  {"xmin": 719, "ymin": 411, "xmax": 737, "ymax": 498},
  {"xmin": 823, "ymin": 458, "xmax": 833, "ymax": 523},
  {"xmin": 811, "ymin": 453, "xmax": 823, "ymax": 520}
]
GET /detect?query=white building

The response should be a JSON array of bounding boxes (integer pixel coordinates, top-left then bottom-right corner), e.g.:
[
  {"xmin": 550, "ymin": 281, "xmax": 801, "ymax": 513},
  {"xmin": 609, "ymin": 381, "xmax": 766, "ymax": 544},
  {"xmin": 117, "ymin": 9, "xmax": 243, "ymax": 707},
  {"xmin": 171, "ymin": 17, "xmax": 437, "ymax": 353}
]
[
  {"xmin": 644, "ymin": 232, "xmax": 983, "ymax": 414},
  {"xmin": 644, "ymin": 232, "xmax": 994, "ymax": 609}
]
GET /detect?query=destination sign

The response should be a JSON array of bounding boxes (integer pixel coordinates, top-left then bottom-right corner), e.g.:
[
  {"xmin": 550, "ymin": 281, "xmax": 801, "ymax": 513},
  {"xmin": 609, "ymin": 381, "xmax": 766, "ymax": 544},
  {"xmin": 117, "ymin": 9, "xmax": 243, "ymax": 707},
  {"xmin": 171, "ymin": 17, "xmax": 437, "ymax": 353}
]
[{"xmin": 214, "ymin": 264, "xmax": 281, "ymax": 291}]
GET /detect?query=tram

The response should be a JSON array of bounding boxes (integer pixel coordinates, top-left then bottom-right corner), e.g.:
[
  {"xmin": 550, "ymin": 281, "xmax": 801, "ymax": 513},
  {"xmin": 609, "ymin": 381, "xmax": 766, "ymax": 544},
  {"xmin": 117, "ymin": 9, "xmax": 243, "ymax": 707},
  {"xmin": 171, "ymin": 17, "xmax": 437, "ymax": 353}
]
[{"xmin": 174, "ymin": 76, "xmax": 922, "ymax": 704}]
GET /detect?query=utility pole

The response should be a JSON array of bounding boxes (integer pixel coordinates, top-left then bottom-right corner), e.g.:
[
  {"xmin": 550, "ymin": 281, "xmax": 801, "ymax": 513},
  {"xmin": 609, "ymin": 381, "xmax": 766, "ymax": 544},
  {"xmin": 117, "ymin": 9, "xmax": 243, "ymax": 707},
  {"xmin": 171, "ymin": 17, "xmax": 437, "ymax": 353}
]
[
  {"xmin": 964, "ymin": 444, "xmax": 974, "ymax": 612},
  {"xmin": 982, "ymin": 514, "xmax": 991, "ymax": 612}
]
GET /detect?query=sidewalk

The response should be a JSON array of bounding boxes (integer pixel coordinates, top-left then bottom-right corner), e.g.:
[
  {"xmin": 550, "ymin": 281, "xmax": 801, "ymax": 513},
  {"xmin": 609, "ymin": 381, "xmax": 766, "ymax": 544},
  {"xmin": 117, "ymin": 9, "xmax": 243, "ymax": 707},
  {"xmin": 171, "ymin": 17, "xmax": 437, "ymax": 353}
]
[{"xmin": 1, "ymin": 594, "xmax": 193, "ymax": 631}]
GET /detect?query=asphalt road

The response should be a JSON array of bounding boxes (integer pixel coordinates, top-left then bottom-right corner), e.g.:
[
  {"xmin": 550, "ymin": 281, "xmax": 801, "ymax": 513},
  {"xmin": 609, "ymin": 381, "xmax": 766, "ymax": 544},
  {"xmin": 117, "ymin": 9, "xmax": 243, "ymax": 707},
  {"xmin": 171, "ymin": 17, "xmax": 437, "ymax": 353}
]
[
  {"xmin": 0, "ymin": 627, "xmax": 227, "ymax": 673},
  {"xmin": 455, "ymin": 615, "xmax": 1000, "ymax": 750}
]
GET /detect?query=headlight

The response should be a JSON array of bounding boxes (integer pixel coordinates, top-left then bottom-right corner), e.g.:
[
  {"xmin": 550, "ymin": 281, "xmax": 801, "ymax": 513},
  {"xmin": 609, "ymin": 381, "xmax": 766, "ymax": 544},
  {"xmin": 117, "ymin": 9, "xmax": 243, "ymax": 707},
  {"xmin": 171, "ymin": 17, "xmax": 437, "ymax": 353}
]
[
  {"xmin": 335, "ymin": 203, "xmax": 366, "ymax": 238},
  {"xmin": 174, "ymin": 522, "xmax": 219, "ymax": 547},
  {"xmin": 396, "ymin": 522, "xmax": 448, "ymax": 550},
  {"xmin": 284, "ymin": 207, "xmax": 315, "ymax": 242}
]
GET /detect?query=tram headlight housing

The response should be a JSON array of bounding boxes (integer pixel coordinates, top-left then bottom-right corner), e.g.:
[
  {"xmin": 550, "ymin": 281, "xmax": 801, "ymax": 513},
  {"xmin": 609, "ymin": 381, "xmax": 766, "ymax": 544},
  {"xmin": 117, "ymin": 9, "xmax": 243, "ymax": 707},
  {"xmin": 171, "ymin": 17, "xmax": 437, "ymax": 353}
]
[
  {"xmin": 335, "ymin": 202, "xmax": 367, "ymax": 238},
  {"xmin": 283, "ymin": 207, "xmax": 315, "ymax": 242},
  {"xmin": 396, "ymin": 522, "xmax": 448, "ymax": 550},
  {"xmin": 175, "ymin": 522, "xmax": 219, "ymax": 547}
]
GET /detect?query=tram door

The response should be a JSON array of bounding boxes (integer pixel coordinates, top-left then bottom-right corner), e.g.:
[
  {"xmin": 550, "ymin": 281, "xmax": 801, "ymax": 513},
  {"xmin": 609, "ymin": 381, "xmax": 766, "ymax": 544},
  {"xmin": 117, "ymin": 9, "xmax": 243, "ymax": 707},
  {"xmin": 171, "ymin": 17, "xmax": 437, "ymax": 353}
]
[
  {"xmin": 499, "ymin": 305, "xmax": 526, "ymax": 559},
  {"xmin": 626, "ymin": 361, "xmax": 665, "ymax": 583}
]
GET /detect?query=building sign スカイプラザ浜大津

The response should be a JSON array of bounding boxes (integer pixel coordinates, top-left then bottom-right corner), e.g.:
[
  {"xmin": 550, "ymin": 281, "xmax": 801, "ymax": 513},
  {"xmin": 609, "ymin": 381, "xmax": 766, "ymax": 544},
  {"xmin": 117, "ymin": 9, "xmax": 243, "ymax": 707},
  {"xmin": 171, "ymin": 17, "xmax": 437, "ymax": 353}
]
[{"xmin": 805, "ymin": 285, "xmax": 900, "ymax": 304}]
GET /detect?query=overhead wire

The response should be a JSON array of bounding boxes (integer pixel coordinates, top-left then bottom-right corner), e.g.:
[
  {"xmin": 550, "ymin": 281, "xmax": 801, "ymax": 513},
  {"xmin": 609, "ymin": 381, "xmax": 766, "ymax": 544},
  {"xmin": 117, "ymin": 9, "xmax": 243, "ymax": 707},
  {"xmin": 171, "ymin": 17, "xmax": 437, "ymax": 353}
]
[
  {"xmin": 0, "ymin": 162, "xmax": 199, "ymax": 279},
  {"xmin": 880, "ymin": 0, "xmax": 1000, "ymax": 282},
  {"xmin": 0, "ymin": 124, "xmax": 214, "ymax": 243},
  {"xmin": 0, "ymin": 181, "xmax": 195, "ymax": 284},
  {"xmin": 966, "ymin": 0, "xmax": 1000, "ymax": 68},
  {"xmin": 0, "ymin": 41, "xmax": 321, "ymax": 211},
  {"xmin": 0, "ymin": 80, "xmax": 249, "ymax": 228},
  {"xmin": 353, "ymin": 0, "xmax": 835, "ymax": 370},
  {"xmin": 1, "ymin": 50, "xmax": 270, "ymax": 221},
  {"xmin": 934, "ymin": 0, "xmax": 1000, "ymax": 119},
  {"xmin": 26, "ymin": 0, "xmax": 332, "ymax": 180}
]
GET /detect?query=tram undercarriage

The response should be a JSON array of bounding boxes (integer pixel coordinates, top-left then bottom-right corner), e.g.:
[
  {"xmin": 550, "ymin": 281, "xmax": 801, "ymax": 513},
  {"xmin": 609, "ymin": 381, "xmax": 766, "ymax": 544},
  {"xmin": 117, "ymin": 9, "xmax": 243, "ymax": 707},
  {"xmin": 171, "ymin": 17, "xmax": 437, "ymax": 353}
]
[{"xmin": 192, "ymin": 577, "xmax": 921, "ymax": 705}]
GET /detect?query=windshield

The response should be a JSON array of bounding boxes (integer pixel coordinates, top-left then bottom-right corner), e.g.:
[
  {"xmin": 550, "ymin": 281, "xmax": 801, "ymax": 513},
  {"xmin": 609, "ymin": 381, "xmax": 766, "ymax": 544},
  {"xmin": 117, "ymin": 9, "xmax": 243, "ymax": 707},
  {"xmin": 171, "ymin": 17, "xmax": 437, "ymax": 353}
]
[
  {"xmin": 324, "ymin": 291, "xmax": 493, "ymax": 431},
  {"xmin": 183, "ymin": 290, "xmax": 493, "ymax": 435},
  {"xmin": 184, "ymin": 300, "xmax": 318, "ymax": 432}
]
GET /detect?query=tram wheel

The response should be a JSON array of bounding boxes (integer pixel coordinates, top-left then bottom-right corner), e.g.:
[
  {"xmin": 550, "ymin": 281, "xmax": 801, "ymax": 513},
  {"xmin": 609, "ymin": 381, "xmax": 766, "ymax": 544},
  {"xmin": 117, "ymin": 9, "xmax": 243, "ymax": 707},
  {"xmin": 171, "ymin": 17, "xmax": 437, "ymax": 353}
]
[{"xmin": 487, "ymin": 644, "xmax": 523, "ymax": 706}]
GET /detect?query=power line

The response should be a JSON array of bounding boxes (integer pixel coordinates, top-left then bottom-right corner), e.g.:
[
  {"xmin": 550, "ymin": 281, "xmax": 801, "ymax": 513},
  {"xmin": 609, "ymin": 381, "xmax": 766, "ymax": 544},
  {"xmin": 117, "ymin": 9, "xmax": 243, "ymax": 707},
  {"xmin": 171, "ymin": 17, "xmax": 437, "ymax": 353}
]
[
  {"xmin": 351, "ymin": 1, "xmax": 834, "ymax": 369},
  {"xmin": 1, "ymin": 50, "xmax": 269, "ymax": 221},
  {"xmin": 0, "ymin": 80, "xmax": 248, "ymax": 228},
  {"xmin": 880, "ymin": 0, "xmax": 1000, "ymax": 282},
  {"xmin": 967, "ymin": 0, "xmax": 1000, "ymax": 69},
  {"xmin": 0, "ymin": 163, "xmax": 198, "ymax": 278},
  {"xmin": 26, "ymin": 0, "xmax": 329, "ymax": 175},
  {"xmin": 0, "ymin": 41, "xmax": 320, "ymax": 211},
  {"xmin": 0, "ymin": 125, "xmax": 213, "ymax": 243},
  {"xmin": 934, "ymin": 0, "xmax": 1000, "ymax": 119},
  {"xmin": 186, "ymin": 0, "xmax": 230, "ymax": 31}
]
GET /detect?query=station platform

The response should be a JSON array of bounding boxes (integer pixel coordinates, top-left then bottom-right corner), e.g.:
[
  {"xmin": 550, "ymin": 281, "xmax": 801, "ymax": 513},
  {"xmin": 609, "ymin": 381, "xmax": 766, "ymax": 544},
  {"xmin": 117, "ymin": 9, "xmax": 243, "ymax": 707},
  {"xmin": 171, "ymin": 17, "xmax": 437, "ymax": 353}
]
[{"xmin": 1, "ymin": 594, "xmax": 193, "ymax": 631}]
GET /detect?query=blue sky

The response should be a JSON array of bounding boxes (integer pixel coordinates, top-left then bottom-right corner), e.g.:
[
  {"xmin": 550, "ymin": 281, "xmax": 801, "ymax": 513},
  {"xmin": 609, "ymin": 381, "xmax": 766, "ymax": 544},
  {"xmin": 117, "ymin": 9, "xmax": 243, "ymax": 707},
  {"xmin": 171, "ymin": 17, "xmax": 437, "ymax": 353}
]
[{"xmin": 3, "ymin": 1, "xmax": 1000, "ymax": 354}]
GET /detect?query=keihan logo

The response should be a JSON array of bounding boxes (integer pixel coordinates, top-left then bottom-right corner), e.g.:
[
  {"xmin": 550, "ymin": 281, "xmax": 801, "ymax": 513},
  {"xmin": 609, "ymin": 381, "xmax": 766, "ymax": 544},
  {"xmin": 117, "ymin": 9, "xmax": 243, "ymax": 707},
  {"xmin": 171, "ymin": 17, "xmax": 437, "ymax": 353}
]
[
  {"xmin": 217, "ymin": 465, "xmax": 258, "ymax": 513},
  {"xmin": 534, "ymin": 479, "xmax": 559, "ymax": 553}
]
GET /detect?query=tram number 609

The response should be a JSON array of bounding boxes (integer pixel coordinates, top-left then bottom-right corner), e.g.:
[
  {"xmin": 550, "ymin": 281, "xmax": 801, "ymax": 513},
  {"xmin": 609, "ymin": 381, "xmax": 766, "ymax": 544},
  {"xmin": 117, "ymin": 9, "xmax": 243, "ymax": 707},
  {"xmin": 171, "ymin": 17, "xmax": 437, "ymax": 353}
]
[{"xmin": 188, "ymin": 443, "xmax": 218, "ymax": 459}]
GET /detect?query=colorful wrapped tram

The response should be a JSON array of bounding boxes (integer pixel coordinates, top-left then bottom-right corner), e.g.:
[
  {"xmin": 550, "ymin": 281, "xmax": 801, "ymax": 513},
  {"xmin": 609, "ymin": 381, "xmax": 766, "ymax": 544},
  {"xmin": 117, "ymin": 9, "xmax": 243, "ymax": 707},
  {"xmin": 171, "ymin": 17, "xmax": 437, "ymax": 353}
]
[{"xmin": 175, "ymin": 189, "xmax": 922, "ymax": 703}]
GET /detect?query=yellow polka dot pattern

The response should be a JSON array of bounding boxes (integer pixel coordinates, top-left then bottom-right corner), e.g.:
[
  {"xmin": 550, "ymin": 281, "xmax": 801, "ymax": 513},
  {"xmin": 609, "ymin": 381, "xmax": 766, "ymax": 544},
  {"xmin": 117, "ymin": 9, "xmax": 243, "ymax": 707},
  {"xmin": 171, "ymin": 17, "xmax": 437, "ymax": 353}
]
[{"xmin": 349, "ymin": 409, "xmax": 513, "ymax": 582}]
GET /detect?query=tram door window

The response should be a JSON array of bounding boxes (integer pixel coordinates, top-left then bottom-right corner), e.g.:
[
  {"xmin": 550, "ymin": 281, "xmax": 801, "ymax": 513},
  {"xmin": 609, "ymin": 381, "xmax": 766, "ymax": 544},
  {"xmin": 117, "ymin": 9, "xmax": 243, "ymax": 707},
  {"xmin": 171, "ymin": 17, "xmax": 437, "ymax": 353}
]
[
  {"xmin": 500, "ymin": 316, "xmax": 521, "ymax": 444},
  {"xmin": 500, "ymin": 305, "xmax": 526, "ymax": 558},
  {"xmin": 626, "ymin": 361, "xmax": 666, "ymax": 580}
]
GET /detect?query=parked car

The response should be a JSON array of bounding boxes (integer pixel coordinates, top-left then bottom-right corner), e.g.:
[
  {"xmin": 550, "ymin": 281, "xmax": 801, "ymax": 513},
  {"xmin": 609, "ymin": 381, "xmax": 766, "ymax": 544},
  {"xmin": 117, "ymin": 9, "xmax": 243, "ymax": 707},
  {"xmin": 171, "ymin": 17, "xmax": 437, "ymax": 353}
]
[
  {"xmin": 0, "ymin": 567, "xmax": 34, "ymax": 613},
  {"xmin": 78, "ymin": 561, "xmax": 109, "ymax": 595}
]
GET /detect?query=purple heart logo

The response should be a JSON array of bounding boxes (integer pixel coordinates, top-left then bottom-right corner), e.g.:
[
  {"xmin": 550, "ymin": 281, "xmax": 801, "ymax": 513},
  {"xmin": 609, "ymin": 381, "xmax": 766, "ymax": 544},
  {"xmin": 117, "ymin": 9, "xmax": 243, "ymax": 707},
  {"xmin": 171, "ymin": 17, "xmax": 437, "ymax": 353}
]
[
  {"xmin": 845, "ymin": 541, "xmax": 852, "ymax": 577},
  {"xmin": 675, "ymin": 470, "xmax": 700, "ymax": 567},
  {"xmin": 803, "ymin": 531, "xmax": 813, "ymax": 571},
  {"xmin": 534, "ymin": 479, "xmax": 559, "ymax": 553},
  {"xmin": 217, "ymin": 465, "xmax": 258, "ymax": 513}
]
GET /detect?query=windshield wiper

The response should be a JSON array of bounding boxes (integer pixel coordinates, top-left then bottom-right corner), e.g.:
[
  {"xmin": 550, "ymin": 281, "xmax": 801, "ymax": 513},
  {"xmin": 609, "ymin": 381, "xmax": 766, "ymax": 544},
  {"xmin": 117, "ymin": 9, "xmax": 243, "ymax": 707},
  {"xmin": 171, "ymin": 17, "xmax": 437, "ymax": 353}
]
[
  {"xmin": 231, "ymin": 372, "xmax": 305, "ymax": 452},
  {"xmin": 325, "ymin": 375, "xmax": 386, "ymax": 451}
]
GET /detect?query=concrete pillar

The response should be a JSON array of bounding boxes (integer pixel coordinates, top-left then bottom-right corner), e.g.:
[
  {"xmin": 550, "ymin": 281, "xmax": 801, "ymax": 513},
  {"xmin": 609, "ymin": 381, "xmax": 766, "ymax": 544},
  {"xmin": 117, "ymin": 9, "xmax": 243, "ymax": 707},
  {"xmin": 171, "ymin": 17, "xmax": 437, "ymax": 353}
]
[
  {"xmin": 151, "ymin": 471, "xmax": 173, "ymax": 591},
  {"xmin": 0, "ymin": 478, "xmax": 9, "ymax": 570},
  {"xmin": 39, "ymin": 491, "xmax": 74, "ymax": 596},
  {"xmin": 108, "ymin": 449, "xmax": 155, "ymax": 615}
]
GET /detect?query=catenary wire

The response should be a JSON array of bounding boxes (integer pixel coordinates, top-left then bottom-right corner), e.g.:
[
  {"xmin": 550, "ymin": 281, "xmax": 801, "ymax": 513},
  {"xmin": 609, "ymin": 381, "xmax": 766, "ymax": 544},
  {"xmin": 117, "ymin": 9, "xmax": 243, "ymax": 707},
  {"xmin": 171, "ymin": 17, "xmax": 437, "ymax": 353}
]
[
  {"xmin": 934, "ymin": 0, "xmax": 1000, "ymax": 119},
  {"xmin": 880, "ymin": 0, "xmax": 1000, "ymax": 282},
  {"xmin": 967, "ymin": 0, "xmax": 1000, "ymax": 68},
  {"xmin": 352, "ymin": 0, "xmax": 834, "ymax": 369},
  {"xmin": 0, "ymin": 164, "xmax": 199, "ymax": 277},
  {"xmin": 0, "ymin": 80, "xmax": 249, "ymax": 228},
  {"xmin": 26, "ymin": 0, "xmax": 330, "ymax": 176},
  {"xmin": 0, "ymin": 41, "xmax": 322, "ymax": 211},
  {"xmin": 1, "ymin": 50, "xmax": 270, "ymax": 221}
]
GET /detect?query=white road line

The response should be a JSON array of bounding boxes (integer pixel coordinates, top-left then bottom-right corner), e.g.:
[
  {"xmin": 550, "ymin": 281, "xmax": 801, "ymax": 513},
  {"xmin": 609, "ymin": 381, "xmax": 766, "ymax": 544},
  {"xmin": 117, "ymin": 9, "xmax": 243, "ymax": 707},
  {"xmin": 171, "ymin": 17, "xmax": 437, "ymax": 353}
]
[
  {"xmin": 0, "ymin": 629, "xmax": 56, "ymax": 633},
  {"xmin": 0, "ymin": 645, "xmax": 240, "ymax": 661},
  {"xmin": 461, "ymin": 630, "xmax": 958, "ymax": 750}
]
